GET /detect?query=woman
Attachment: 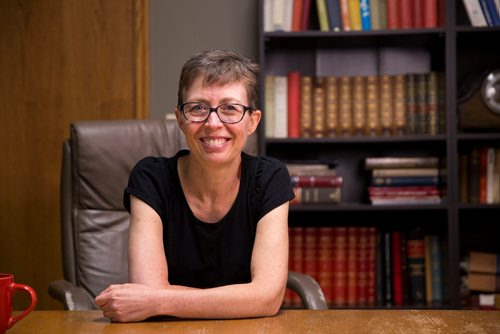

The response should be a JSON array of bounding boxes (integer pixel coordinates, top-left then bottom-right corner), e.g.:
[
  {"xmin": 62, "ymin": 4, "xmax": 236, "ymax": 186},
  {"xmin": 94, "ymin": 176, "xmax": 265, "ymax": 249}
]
[{"xmin": 95, "ymin": 50, "xmax": 295, "ymax": 322}]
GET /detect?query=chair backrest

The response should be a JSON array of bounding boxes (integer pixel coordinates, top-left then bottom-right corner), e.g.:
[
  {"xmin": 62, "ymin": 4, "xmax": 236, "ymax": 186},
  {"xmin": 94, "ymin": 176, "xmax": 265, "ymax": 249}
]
[{"xmin": 61, "ymin": 118, "xmax": 258, "ymax": 298}]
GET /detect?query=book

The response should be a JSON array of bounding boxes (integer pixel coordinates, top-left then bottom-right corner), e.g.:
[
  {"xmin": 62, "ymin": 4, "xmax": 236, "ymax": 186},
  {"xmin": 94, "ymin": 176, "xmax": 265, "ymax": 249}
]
[
  {"xmin": 316, "ymin": 0, "xmax": 331, "ymax": 31},
  {"xmin": 469, "ymin": 252, "xmax": 500, "ymax": 275},
  {"xmin": 317, "ymin": 227, "xmax": 335, "ymax": 305},
  {"xmin": 292, "ymin": 0, "xmax": 304, "ymax": 31},
  {"xmin": 365, "ymin": 75, "xmax": 380, "ymax": 136},
  {"xmin": 348, "ymin": 0, "xmax": 362, "ymax": 30},
  {"xmin": 370, "ymin": 0, "xmax": 382, "ymax": 30},
  {"xmin": 333, "ymin": 227, "xmax": 348, "ymax": 306},
  {"xmin": 468, "ymin": 273, "xmax": 500, "ymax": 292},
  {"xmin": 273, "ymin": 75, "xmax": 288, "ymax": 138},
  {"xmin": 325, "ymin": 76, "xmax": 339, "ymax": 137},
  {"xmin": 400, "ymin": 0, "xmax": 414, "ymax": 29},
  {"xmin": 291, "ymin": 186, "xmax": 342, "ymax": 204},
  {"xmin": 423, "ymin": 0, "xmax": 438, "ymax": 28},
  {"xmin": 325, "ymin": 0, "xmax": 343, "ymax": 31},
  {"xmin": 365, "ymin": 156, "xmax": 440, "ymax": 169},
  {"xmin": 301, "ymin": 0, "xmax": 313, "ymax": 30},
  {"xmin": 360, "ymin": 0, "xmax": 372, "ymax": 31},
  {"xmin": 371, "ymin": 168, "xmax": 441, "ymax": 177},
  {"xmin": 393, "ymin": 74, "xmax": 406, "ymax": 135},
  {"xmin": 386, "ymin": 0, "xmax": 399, "ymax": 29},
  {"xmin": 392, "ymin": 231, "xmax": 404, "ymax": 306},
  {"xmin": 286, "ymin": 163, "xmax": 337, "ymax": 176},
  {"xmin": 290, "ymin": 227, "xmax": 304, "ymax": 306},
  {"xmin": 357, "ymin": 227, "xmax": 370, "ymax": 306},
  {"xmin": 368, "ymin": 185, "xmax": 441, "ymax": 196},
  {"xmin": 287, "ymin": 71, "xmax": 301, "ymax": 138},
  {"xmin": 414, "ymin": 0, "xmax": 424, "ymax": 27},
  {"xmin": 301, "ymin": 75, "xmax": 314, "ymax": 137},
  {"xmin": 379, "ymin": 75, "xmax": 393, "ymax": 135},
  {"xmin": 371, "ymin": 176, "xmax": 440, "ymax": 186},
  {"xmin": 405, "ymin": 73, "xmax": 417, "ymax": 134},
  {"xmin": 291, "ymin": 175, "xmax": 344, "ymax": 187},
  {"xmin": 347, "ymin": 227, "xmax": 359, "ymax": 306},
  {"xmin": 427, "ymin": 71, "xmax": 439, "ymax": 135},
  {"xmin": 338, "ymin": 76, "xmax": 353, "ymax": 136},
  {"xmin": 264, "ymin": 75, "xmax": 275, "ymax": 137},
  {"xmin": 351, "ymin": 75, "xmax": 366, "ymax": 135},
  {"xmin": 339, "ymin": 0, "xmax": 352, "ymax": 30},
  {"xmin": 312, "ymin": 76, "xmax": 327, "ymax": 138},
  {"xmin": 407, "ymin": 228, "xmax": 426, "ymax": 304},
  {"xmin": 462, "ymin": 0, "xmax": 488, "ymax": 27}
]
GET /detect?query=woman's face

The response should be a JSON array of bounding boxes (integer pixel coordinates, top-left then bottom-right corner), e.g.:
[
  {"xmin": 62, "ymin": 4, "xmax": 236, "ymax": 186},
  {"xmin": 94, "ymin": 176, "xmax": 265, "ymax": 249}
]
[{"xmin": 176, "ymin": 76, "xmax": 261, "ymax": 167}]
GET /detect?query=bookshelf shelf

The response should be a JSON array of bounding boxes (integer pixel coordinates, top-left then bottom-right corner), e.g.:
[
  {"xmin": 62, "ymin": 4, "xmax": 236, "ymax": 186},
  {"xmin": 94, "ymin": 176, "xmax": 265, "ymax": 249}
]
[
  {"xmin": 290, "ymin": 203, "xmax": 449, "ymax": 212},
  {"xmin": 259, "ymin": 0, "xmax": 500, "ymax": 310}
]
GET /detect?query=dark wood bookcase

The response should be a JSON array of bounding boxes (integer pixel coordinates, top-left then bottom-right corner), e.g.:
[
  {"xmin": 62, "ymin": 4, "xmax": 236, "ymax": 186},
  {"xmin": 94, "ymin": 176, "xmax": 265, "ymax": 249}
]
[{"xmin": 257, "ymin": 0, "xmax": 500, "ymax": 309}]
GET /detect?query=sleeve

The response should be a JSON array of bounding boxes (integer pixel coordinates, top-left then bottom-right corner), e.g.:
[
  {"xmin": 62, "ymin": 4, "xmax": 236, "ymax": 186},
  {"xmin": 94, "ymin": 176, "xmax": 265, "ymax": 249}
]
[
  {"xmin": 253, "ymin": 157, "xmax": 295, "ymax": 222},
  {"xmin": 123, "ymin": 157, "xmax": 166, "ymax": 218}
]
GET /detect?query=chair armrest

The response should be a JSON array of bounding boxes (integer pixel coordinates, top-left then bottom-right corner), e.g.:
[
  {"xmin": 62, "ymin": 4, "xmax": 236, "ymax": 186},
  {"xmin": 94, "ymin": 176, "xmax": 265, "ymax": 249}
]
[
  {"xmin": 48, "ymin": 280, "xmax": 98, "ymax": 310},
  {"xmin": 287, "ymin": 271, "xmax": 328, "ymax": 310}
]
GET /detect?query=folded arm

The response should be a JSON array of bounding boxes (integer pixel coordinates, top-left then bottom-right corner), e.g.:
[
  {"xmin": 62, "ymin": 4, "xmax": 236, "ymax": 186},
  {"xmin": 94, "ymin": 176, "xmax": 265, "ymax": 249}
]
[{"xmin": 95, "ymin": 195, "xmax": 289, "ymax": 322}]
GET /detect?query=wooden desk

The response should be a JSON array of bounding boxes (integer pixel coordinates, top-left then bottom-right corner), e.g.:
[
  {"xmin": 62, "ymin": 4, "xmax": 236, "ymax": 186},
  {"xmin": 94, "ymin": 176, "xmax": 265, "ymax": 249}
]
[{"xmin": 9, "ymin": 309, "xmax": 500, "ymax": 334}]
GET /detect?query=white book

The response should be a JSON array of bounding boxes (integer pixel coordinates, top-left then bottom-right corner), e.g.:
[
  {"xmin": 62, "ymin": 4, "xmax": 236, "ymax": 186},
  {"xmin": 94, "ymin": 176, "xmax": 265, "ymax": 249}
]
[
  {"xmin": 264, "ymin": 0, "xmax": 273, "ymax": 32},
  {"xmin": 462, "ymin": 0, "xmax": 488, "ymax": 27},
  {"xmin": 283, "ymin": 0, "xmax": 293, "ymax": 32},
  {"xmin": 273, "ymin": 76, "xmax": 288, "ymax": 138},
  {"xmin": 264, "ymin": 75, "xmax": 275, "ymax": 138},
  {"xmin": 272, "ymin": 0, "xmax": 286, "ymax": 31}
]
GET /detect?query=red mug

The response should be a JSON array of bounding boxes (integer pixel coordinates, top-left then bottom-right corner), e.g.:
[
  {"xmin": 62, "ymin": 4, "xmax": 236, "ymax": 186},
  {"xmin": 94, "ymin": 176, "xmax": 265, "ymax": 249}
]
[{"xmin": 0, "ymin": 274, "xmax": 37, "ymax": 334}]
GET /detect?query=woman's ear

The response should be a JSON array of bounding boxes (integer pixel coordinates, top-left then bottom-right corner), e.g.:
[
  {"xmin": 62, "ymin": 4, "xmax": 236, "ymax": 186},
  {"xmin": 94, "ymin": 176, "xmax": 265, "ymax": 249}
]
[{"xmin": 247, "ymin": 110, "xmax": 261, "ymax": 135}]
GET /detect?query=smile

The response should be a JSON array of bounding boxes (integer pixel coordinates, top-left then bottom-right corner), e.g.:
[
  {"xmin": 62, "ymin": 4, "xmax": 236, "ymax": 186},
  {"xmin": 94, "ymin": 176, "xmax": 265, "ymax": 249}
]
[{"xmin": 201, "ymin": 138, "xmax": 229, "ymax": 146}]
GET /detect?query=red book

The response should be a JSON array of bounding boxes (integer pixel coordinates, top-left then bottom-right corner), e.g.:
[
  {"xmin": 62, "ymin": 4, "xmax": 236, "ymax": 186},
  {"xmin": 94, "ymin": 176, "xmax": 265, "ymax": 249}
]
[
  {"xmin": 422, "ymin": 0, "xmax": 437, "ymax": 28},
  {"xmin": 400, "ymin": 0, "xmax": 414, "ymax": 28},
  {"xmin": 346, "ymin": 227, "xmax": 358, "ymax": 306},
  {"xmin": 386, "ymin": 0, "xmax": 400, "ymax": 29},
  {"xmin": 303, "ymin": 227, "xmax": 318, "ymax": 283},
  {"xmin": 300, "ymin": 0, "xmax": 312, "ymax": 30},
  {"xmin": 413, "ymin": 0, "xmax": 424, "ymax": 27},
  {"xmin": 333, "ymin": 227, "xmax": 348, "ymax": 306},
  {"xmin": 291, "ymin": 175, "xmax": 343, "ymax": 187},
  {"xmin": 291, "ymin": 227, "xmax": 304, "ymax": 307},
  {"xmin": 317, "ymin": 227, "xmax": 335, "ymax": 306},
  {"xmin": 357, "ymin": 227, "xmax": 369, "ymax": 306},
  {"xmin": 287, "ymin": 71, "xmax": 301, "ymax": 138},
  {"xmin": 367, "ymin": 227, "xmax": 377, "ymax": 306},
  {"xmin": 292, "ymin": 0, "xmax": 304, "ymax": 31},
  {"xmin": 438, "ymin": 0, "xmax": 446, "ymax": 27},
  {"xmin": 392, "ymin": 231, "xmax": 404, "ymax": 306}
]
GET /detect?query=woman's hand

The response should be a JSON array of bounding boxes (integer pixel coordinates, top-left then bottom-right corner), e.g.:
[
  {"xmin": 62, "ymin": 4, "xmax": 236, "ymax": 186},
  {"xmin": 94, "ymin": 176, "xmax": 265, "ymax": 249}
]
[{"xmin": 95, "ymin": 283, "xmax": 160, "ymax": 322}]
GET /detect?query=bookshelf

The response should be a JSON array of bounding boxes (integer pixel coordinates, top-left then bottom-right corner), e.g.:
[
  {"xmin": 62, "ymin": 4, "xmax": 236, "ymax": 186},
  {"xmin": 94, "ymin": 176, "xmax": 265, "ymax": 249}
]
[{"xmin": 258, "ymin": 0, "xmax": 500, "ymax": 309}]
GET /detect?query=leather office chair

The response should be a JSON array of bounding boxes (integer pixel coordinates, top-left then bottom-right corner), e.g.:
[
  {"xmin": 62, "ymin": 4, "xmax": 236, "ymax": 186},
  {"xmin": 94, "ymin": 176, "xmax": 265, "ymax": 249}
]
[{"xmin": 48, "ymin": 118, "xmax": 327, "ymax": 311}]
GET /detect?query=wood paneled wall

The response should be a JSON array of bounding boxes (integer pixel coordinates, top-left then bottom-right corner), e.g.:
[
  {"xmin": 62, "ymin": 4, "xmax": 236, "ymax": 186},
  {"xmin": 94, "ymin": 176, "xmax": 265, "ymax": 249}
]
[{"xmin": 0, "ymin": 0, "xmax": 149, "ymax": 309}]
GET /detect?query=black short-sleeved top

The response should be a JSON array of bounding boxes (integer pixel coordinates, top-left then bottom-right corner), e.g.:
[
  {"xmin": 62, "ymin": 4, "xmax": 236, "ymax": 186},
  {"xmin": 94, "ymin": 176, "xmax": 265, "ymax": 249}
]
[{"xmin": 124, "ymin": 150, "xmax": 294, "ymax": 289}]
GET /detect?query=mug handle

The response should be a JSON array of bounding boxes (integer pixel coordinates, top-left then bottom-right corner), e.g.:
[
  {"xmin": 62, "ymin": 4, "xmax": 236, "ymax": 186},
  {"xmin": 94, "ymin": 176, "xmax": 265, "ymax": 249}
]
[{"xmin": 8, "ymin": 283, "xmax": 37, "ymax": 329}]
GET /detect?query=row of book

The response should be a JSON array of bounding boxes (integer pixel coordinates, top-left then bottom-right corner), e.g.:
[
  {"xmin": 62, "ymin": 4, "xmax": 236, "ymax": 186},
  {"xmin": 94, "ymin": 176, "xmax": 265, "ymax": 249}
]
[
  {"xmin": 365, "ymin": 156, "xmax": 446, "ymax": 205},
  {"xmin": 461, "ymin": 251, "xmax": 500, "ymax": 309},
  {"xmin": 286, "ymin": 162, "xmax": 343, "ymax": 205},
  {"xmin": 459, "ymin": 147, "xmax": 500, "ymax": 204},
  {"xmin": 265, "ymin": 72, "xmax": 445, "ymax": 139},
  {"xmin": 462, "ymin": 0, "xmax": 500, "ymax": 27},
  {"xmin": 264, "ymin": 0, "xmax": 445, "ymax": 32},
  {"xmin": 283, "ymin": 226, "xmax": 446, "ymax": 308}
]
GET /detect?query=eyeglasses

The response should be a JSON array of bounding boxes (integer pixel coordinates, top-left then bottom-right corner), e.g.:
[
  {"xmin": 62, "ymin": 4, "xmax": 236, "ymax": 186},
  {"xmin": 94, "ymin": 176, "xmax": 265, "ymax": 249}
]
[{"xmin": 178, "ymin": 102, "xmax": 253, "ymax": 124}]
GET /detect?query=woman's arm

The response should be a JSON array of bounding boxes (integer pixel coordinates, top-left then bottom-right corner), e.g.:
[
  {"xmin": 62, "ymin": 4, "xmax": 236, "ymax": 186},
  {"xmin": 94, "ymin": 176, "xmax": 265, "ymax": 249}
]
[{"xmin": 95, "ymin": 196, "xmax": 289, "ymax": 322}]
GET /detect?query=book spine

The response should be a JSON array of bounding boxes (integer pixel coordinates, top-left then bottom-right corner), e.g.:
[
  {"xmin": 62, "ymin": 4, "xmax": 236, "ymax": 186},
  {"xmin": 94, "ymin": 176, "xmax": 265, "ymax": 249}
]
[
  {"xmin": 357, "ymin": 227, "xmax": 369, "ymax": 306},
  {"xmin": 352, "ymin": 75, "xmax": 366, "ymax": 135},
  {"xmin": 301, "ymin": 0, "xmax": 313, "ymax": 30},
  {"xmin": 365, "ymin": 156, "xmax": 439, "ymax": 169},
  {"xmin": 407, "ymin": 229, "xmax": 426, "ymax": 305},
  {"xmin": 379, "ymin": 75, "xmax": 394, "ymax": 136},
  {"xmin": 367, "ymin": 227, "xmax": 377, "ymax": 306},
  {"xmin": 292, "ymin": 187, "xmax": 342, "ymax": 203},
  {"xmin": 360, "ymin": 0, "xmax": 372, "ymax": 31},
  {"xmin": 423, "ymin": 0, "xmax": 438, "ymax": 28},
  {"xmin": 393, "ymin": 74, "xmax": 406, "ymax": 135},
  {"xmin": 427, "ymin": 72, "xmax": 439, "ymax": 135},
  {"xmin": 430, "ymin": 235, "xmax": 443, "ymax": 303},
  {"xmin": 462, "ymin": 0, "xmax": 488, "ymax": 27},
  {"xmin": 371, "ymin": 176, "xmax": 439, "ymax": 186},
  {"xmin": 291, "ymin": 175, "xmax": 344, "ymax": 187},
  {"xmin": 317, "ymin": 227, "xmax": 335, "ymax": 306},
  {"xmin": 424, "ymin": 235, "xmax": 433, "ymax": 304},
  {"xmin": 292, "ymin": 0, "xmax": 304, "ymax": 31},
  {"xmin": 316, "ymin": 0, "xmax": 331, "ymax": 31},
  {"xmin": 333, "ymin": 227, "xmax": 348, "ymax": 306},
  {"xmin": 313, "ymin": 76, "xmax": 326, "ymax": 138},
  {"xmin": 370, "ymin": 0, "xmax": 381, "ymax": 30},
  {"xmin": 365, "ymin": 75, "xmax": 380, "ymax": 136},
  {"xmin": 415, "ymin": 73, "xmax": 428, "ymax": 134},
  {"xmin": 386, "ymin": 0, "xmax": 399, "ymax": 28},
  {"xmin": 392, "ymin": 231, "xmax": 403, "ymax": 306},
  {"xmin": 287, "ymin": 71, "xmax": 301, "ymax": 138},
  {"xmin": 479, "ymin": 0, "xmax": 495, "ymax": 25},
  {"xmin": 348, "ymin": 0, "xmax": 363, "ymax": 30},
  {"xmin": 479, "ymin": 147, "xmax": 488, "ymax": 204},
  {"xmin": 405, "ymin": 73, "xmax": 417, "ymax": 135},
  {"xmin": 273, "ymin": 75, "xmax": 288, "ymax": 138},
  {"xmin": 339, "ymin": 76, "xmax": 353, "ymax": 136},
  {"xmin": 346, "ymin": 227, "xmax": 359, "ymax": 306},
  {"xmin": 339, "ymin": 0, "xmax": 352, "ymax": 30},
  {"xmin": 325, "ymin": 76, "xmax": 339, "ymax": 137},
  {"xmin": 301, "ymin": 76, "xmax": 314, "ymax": 138},
  {"xmin": 400, "ymin": 0, "xmax": 414, "ymax": 28},
  {"xmin": 414, "ymin": 0, "xmax": 424, "ymax": 27},
  {"xmin": 469, "ymin": 147, "xmax": 481, "ymax": 204},
  {"xmin": 325, "ymin": 0, "xmax": 343, "ymax": 31},
  {"xmin": 291, "ymin": 227, "xmax": 304, "ymax": 306},
  {"xmin": 384, "ymin": 231, "xmax": 393, "ymax": 305},
  {"xmin": 264, "ymin": 75, "xmax": 275, "ymax": 138}
]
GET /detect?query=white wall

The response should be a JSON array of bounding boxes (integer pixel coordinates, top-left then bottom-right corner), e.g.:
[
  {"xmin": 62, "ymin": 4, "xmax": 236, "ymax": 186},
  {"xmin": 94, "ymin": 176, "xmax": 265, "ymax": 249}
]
[{"xmin": 150, "ymin": 0, "xmax": 258, "ymax": 119}]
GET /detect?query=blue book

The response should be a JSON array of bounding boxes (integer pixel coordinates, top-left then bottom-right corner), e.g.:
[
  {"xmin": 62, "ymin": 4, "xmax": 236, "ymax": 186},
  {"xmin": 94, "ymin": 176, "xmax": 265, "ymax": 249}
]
[
  {"xmin": 360, "ymin": 0, "xmax": 372, "ymax": 31},
  {"xmin": 325, "ymin": 0, "xmax": 343, "ymax": 31},
  {"xmin": 371, "ymin": 176, "xmax": 440, "ymax": 186},
  {"xmin": 485, "ymin": 0, "xmax": 500, "ymax": 25},
  {"xmin": 479, "ymin": 0, "xmax": 495, "ymax": 25}
]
